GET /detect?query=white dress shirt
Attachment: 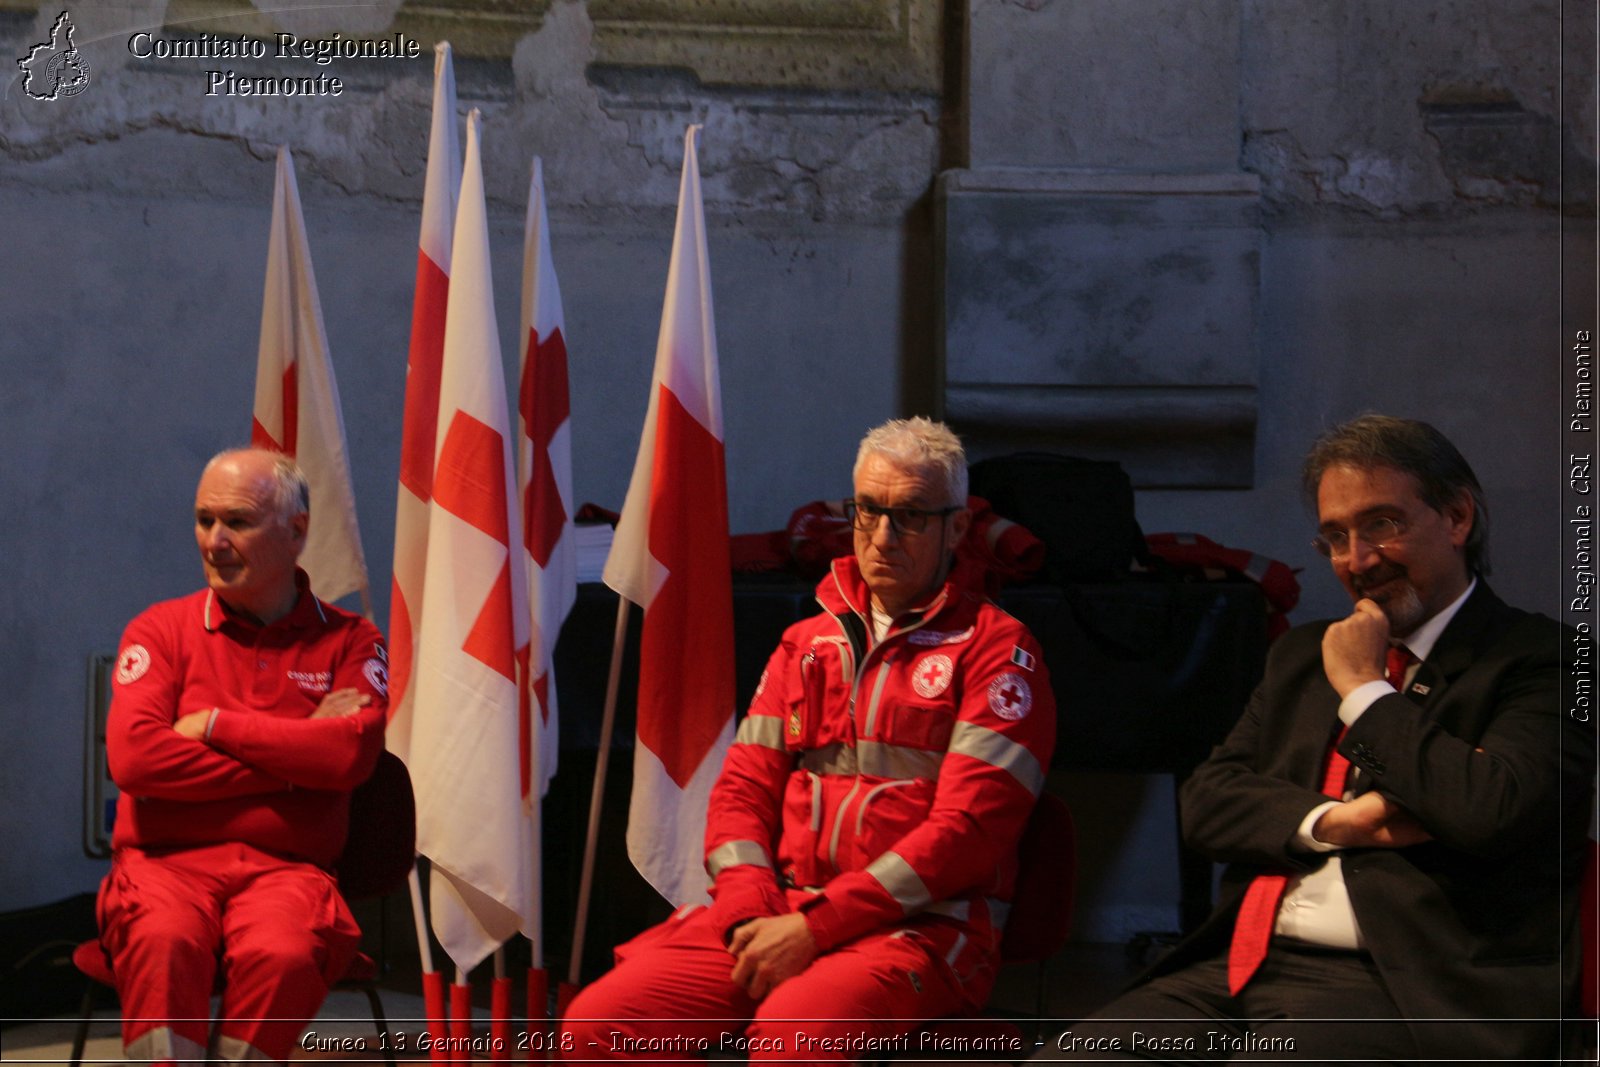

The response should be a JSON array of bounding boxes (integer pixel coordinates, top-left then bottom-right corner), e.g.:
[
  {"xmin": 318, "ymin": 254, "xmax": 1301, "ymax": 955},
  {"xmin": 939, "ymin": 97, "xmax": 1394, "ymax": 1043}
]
[{"xmin": 1273, "ymin": 579, "xmax": 1477, "ymax": 948}]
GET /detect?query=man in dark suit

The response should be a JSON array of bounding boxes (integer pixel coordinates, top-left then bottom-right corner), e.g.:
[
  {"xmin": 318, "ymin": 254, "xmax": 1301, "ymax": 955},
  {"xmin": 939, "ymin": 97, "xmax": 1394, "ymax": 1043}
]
[{"xmin": 1041, "ymin": 415, "xmax": 1593, "ymax": 1062}]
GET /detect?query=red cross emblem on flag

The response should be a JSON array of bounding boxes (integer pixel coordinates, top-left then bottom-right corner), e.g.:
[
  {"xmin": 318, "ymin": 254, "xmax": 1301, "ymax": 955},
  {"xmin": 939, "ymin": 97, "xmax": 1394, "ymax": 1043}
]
[
  {"xmin": 987, "ymin": 672, "xmax": 1033, "ymax": 721},
  {"xmin": 912, "ymin": 653, "xmax": 954, "ymax": 699}
]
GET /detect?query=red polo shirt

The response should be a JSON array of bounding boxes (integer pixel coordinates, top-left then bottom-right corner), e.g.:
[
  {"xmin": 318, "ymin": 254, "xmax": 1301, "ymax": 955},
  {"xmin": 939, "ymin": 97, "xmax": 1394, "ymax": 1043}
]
[{"xmin": 106, "ymin": 571, "xmax": 388, "ymax": 867}]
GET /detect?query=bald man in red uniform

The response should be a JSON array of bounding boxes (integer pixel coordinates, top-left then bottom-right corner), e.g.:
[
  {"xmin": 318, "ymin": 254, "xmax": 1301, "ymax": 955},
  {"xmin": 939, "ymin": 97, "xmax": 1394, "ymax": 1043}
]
[{"xmin": 97, "ymin": 448, "xmax": 387, "ymax": 1065}]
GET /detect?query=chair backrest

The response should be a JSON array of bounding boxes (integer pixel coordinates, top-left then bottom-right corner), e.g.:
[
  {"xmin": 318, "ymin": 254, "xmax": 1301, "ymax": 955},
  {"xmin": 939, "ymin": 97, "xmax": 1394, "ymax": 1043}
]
[
  {"xmin": 334, "ymin": 749, "xmax": 416, "ymax": 901},
  {"xmin": 999, "ymin": 791, "xmax": 1076, "ymax": 966}
]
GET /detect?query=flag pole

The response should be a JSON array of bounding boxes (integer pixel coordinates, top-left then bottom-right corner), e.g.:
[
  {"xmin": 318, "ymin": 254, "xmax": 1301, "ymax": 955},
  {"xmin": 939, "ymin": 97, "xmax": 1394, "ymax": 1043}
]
[
  {"xmin": 528, "ymin": 687, "xmax": 550, "ymax": 1029},
  {"xmin": 452, "ymin": 965, "xmax": 473, "ymax": 1042},
  {"xmin": 408, "ymin": 868, "xmax": 450, "ymax": 1063},
  {"xmin": 491, "ymin": 947, "xmax": 512, "ymax": 1060},
  {"xmin": 565, "ymin": 594, "xmax": 630, "ymax": 1000}
]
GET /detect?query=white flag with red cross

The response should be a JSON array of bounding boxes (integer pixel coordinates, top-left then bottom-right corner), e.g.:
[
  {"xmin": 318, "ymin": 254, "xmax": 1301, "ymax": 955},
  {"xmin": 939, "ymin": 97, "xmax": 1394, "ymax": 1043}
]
[
  {"xmin": 409, "ymin": 109, "xmax": 536, "ymax": 973},
  {"xmin": 603, "ymin": 125, "xmax": 736, "ymax": 907},
  {"xmin": 518, "ymin": 155, "xmax": 574, "ymax": 802},
  {"xmin": 252, "ymin": 145, "xmax": 368, "ymax": 606},
  {"xmin": 387, "ymin": 42, "xmax": 458, "ymax": 760}
]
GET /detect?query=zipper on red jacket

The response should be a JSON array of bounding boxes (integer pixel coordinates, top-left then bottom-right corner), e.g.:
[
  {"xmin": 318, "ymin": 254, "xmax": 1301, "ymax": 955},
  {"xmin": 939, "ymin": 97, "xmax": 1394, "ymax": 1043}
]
[{"xmin": 816, "ymin": 577, "xmax": 951, "ymax": 875}]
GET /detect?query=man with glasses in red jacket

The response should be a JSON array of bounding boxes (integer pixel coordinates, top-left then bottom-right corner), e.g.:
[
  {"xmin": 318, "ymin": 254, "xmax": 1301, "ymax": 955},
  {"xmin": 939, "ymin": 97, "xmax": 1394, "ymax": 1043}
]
[{"xmin": 563, "ymin": 417, "xmax": 1055, "ymax": 1061}]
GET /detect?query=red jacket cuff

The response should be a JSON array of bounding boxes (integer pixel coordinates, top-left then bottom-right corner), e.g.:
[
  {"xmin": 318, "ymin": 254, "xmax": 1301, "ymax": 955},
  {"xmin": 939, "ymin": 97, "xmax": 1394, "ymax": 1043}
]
[
  {"xmin": 798, "ymin": 873, "xmax": 899, "ymax": 951},
  {"xmin": 707, "ymin": 868, "xmax": 787, "ymax": 944}
]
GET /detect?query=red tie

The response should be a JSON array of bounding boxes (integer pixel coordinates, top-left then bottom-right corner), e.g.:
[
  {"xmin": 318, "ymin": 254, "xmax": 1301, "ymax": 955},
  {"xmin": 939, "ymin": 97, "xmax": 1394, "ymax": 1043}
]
[
  {"xmin": 1385, "ymin": 644, "xmax": 1417, "ymax": 691},
  {"xmin": 1225, "ymin": 647, "xmax": 1415, "ymax": 995}
]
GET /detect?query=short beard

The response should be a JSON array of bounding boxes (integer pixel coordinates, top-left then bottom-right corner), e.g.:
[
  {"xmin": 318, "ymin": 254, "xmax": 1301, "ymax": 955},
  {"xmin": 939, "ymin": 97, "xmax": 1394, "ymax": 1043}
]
[
  {"xmin": 1352, "ymin": 561, "xmax": 1427, "ymax": 636},
  {"xmin": 1374, "ymin": 582, "xmax": 1426, "ymax": 636}
]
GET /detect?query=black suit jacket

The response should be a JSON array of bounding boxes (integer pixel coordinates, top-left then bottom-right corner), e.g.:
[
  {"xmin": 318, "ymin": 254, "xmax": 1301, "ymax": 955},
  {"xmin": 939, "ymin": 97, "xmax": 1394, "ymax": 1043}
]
[{"xmin": 1160, "ymin": 583, "xmax": 1593, "ymax": 1059}]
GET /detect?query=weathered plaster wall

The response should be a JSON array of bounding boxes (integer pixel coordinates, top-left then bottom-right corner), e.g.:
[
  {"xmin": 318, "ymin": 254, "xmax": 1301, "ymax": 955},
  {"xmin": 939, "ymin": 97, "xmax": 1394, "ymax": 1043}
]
[
  {"xmin": 954, "ymin": 0, "xmax": 1594, "ymax": 940},
  {"xmin": 1238, "ymin": 0, "xmax": 1587, "ymax": 214},
  {"xmin": 0, "ymin": 178, "xmax": 913, "ymax": 907},
  {"xmin": 0, "ymin": 0, "xmax": 1592, "ymax": 937},
  {"xmin": 0, "ymin": 0, "xmax": 940, "ymax": 908},
  {"xmin": 966, "ymin": 0, "xmax": 1243, "ymax": 171},
  {"xmin": 952, "ymin": 0, "xmax": 1592, "ymax": 623}
]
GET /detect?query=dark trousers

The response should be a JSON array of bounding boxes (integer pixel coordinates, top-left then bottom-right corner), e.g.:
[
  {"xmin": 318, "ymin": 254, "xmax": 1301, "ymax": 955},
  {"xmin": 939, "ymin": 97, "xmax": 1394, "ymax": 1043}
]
[{"xmin": 1034, "ymin": 940, "xmax": 1424, "ymax": 1064}]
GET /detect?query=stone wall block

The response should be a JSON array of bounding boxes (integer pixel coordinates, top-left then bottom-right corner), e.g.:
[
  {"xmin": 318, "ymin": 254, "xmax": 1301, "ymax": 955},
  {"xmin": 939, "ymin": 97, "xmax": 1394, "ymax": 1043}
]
[{"xmin": 938, "ymin": 169, "xmax": 1262, "ymax": 488}]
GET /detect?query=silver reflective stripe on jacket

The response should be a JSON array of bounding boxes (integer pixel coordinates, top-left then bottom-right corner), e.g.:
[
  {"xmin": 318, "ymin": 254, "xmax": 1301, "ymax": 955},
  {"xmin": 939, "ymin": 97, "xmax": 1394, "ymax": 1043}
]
[
  {"xmin": 923, "ymin": 898, "xmax": 971, "ymax": 922},
  {"xmin": 923, "ymin": 896, "xmax": 1010, "ymax": 928},
  {"xmin": 944, "ymin": 930, "xmax": 969, "ymax": 968},
  {"xmin": 800, "ymin": 740, "xmax": 943, "ymax": 781},
  {"xmin": 866, "ymin": 849, "xmax": 933, "ymax": 914},
  {"xmin": 948, "ymin": 720, "xmax": 1045, "ymax": 795},
  {"xmin": 706, "ymin": 839, "xmax": 773, "ymax": 878},
  {"xmin": 828, "ymin": 778, "xmax": 863, "ymax": 870},
  {"xmin": 734, "ymin": 713, "xmax": 786, "ymax": 751},
  {"xmin": 801, "ymin": 742, "xmax": 856, "ymax": 776},
  {"xmin": 860, "ymin": 739, "xmax": 942, "ymax": 780},
  {"xmin": 860, "ymin": 659, "xmax": 895, "ymax": 737}
]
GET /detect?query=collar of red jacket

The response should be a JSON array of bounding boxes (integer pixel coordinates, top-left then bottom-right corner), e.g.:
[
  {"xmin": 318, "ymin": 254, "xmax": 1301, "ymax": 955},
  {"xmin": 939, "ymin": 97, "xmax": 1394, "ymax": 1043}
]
[
  {"xmin": 816, "ymin": 552, "xmax": 986, "ymax": 627},
  {"xmin": 201, "ymin": 567, "xmax": 328, "ymax": 633}
]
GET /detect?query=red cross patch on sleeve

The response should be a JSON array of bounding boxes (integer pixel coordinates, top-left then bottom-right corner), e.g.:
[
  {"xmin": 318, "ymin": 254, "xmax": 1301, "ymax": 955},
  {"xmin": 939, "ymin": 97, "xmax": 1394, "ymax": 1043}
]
[{"xmin": 987, "ymin": 673, "xmax": 1033, "ymax": 720}]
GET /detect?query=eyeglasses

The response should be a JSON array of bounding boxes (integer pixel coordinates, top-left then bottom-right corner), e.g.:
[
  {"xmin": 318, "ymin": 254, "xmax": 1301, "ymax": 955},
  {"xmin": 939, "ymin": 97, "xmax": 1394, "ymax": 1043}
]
[
  {"xmin": 843, "ymin": 499, "xmax": 960, "ymax": 537},
  {"xmin": 1312, "ymin": 515, "xmax": 1407, "ymax": 560}
]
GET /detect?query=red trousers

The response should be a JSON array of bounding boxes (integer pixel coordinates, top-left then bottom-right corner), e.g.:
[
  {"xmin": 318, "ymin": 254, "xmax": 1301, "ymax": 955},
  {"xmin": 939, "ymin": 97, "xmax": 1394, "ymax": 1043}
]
[
  {"xmin": 96, "ymin": 842, "xmax": 360, "ymax": 1065},
  {"xmin": 560, "ymin": 905, "xmax": 963, "ymax": 1065}
]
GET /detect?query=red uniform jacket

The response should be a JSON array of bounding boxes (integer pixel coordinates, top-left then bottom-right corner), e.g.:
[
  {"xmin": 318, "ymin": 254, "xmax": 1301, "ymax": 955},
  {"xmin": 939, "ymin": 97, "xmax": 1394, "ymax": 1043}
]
[
  {"xmin": 106, "ymin": 572, "xmax": 388, "ymax": 868},
  {"xmin": 703, "ymin": 556, "xmax": 1056, "ymax": 1007}
]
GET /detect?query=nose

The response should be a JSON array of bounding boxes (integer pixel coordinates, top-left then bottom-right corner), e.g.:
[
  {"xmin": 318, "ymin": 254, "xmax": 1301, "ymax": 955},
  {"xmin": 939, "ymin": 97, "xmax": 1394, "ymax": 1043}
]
[
  {"xmin": 1342, "ymin": 535, "xmax": 1382, "ymax": 573},
  {"xmin": 201, "ymin": 523, "xmax": 231, "ymax": 554},
  {"xmin": 868, "ymin": 513, "xmax": 901, "ymax": 547}
]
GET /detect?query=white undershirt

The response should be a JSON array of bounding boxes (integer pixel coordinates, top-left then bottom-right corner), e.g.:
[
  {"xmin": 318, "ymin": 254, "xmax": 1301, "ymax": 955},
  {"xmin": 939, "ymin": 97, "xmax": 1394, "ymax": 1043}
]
[
  {"xmin": 1273, "ymin": 579, "xmax": 1476, "ymax": 948},
  {"xmin": 870, "ymin": 605, "xmax": 893, "ymax": 645}
]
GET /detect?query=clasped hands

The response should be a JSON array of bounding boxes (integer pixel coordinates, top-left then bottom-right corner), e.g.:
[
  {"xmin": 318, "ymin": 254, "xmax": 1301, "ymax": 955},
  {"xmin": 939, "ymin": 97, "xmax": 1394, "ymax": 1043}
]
[
  {"xmin": 727, "ymin": 912, "xmax": 818, "ymax": 1001},
  {"xmin": 172, "ymin": 687, "xmax": 370, "ymax": 740},
  {"xmin": 1313, "ymin": 790, "xmax": 1431, "ymax": 849}
]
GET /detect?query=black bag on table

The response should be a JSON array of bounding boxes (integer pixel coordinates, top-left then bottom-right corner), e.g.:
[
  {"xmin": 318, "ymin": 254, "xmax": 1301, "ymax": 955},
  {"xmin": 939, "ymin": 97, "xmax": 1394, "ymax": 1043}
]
[{"xmin": 969, "ymin": 452, "xmax": 1148, "ymax": 584}]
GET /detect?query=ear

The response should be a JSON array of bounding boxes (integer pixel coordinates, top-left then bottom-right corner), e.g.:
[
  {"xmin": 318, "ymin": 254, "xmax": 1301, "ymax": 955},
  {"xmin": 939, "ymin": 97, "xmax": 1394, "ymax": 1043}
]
[
  {"xmin": 289, "ymin": 511, "xmax": 310, "ymax": 547},
  {"xmin": 949, "ymin": 505, "xmax": 973, "ymax": 546},
  {"xmin": 1442, "ymin": 489, "xmax": 1474, "ymax": 549}
]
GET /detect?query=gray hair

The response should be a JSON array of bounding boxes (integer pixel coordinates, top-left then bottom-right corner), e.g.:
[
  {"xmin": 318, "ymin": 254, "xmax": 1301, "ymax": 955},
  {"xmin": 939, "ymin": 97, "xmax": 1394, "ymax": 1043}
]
[
  {"xmin": 854, "ymin": 417, "xmax": 968, "ymax": 506},
  {"xmin": 204, "ymin": 447, "xmax": 311, "ymax": 525},
  {"xmin": 1301, "ymin": 414, "xmax": 1489, "ymax": 575}
]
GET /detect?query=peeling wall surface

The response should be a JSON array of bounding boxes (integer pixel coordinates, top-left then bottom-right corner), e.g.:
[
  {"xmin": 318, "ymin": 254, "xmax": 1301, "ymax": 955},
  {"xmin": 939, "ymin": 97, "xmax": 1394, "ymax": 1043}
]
[{"xmin": 0, "ymin": 0, "xmax": 1593, "ymax": 930}]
